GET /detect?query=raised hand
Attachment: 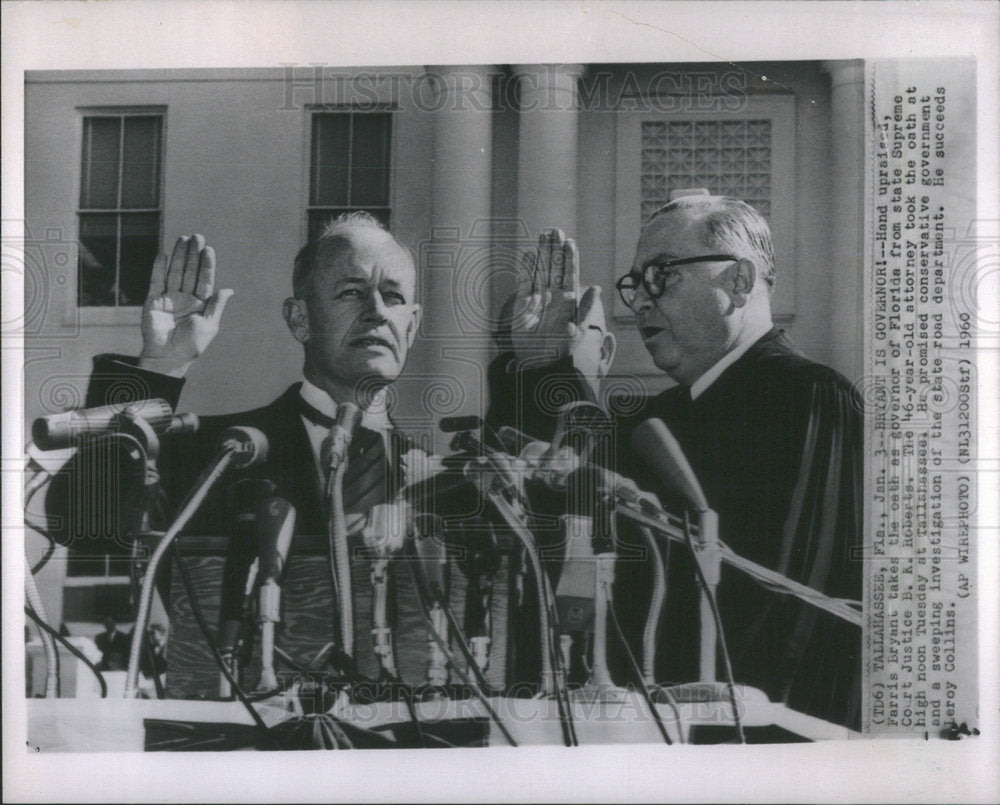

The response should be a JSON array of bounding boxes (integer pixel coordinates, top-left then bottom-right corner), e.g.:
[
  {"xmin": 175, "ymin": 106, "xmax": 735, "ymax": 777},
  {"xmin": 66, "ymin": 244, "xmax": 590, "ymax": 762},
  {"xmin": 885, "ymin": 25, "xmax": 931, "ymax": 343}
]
[
  {"xmin": 509, "ymin": 229, "xmax": 604, "ymax": 367},
  {"xmin": 139, "ymin": 234, "xmax": 233, "ymax": 378}
]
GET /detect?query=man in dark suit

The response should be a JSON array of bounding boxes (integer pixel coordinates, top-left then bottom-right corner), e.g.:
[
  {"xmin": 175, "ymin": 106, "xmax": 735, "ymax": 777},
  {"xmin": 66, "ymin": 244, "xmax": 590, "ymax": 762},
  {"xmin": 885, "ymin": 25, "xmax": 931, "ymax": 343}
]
[
  {"xmin": 52, "ymin": 212, "xmax": 443, "ymax": 692},
  {"xmin": 488, "ymin": 196, "xmax": 862, "ymax": 729},
  {"xmin": 95, "ymin": 616, "xmax": 131, "ymax": 671}
]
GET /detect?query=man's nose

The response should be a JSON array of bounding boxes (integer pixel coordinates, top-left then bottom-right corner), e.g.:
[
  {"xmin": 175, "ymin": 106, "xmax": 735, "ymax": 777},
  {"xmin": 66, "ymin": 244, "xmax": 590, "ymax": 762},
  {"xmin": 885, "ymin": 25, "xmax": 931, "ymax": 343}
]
[
  {"xmin": 631, "ymin": 284, "xmax": 655, "ymax": 315},
  {"xmin": 361, "ymin": 290, "xmax": 389, "ymax": 322}
]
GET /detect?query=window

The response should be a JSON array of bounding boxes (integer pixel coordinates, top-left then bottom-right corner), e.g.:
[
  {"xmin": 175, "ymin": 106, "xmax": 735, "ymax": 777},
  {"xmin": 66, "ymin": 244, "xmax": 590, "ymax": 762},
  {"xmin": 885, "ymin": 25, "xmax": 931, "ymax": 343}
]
[
  {"xmin": 614, "ymin": 96, "xmax": 796, "ymax": 322},
  {"xmin": 308, "ymin": 111, "xmax": 392, "ymax": 239},
  {"xmin": 78, "ymin": 112, "xmax": 164, "ymax": 307}
]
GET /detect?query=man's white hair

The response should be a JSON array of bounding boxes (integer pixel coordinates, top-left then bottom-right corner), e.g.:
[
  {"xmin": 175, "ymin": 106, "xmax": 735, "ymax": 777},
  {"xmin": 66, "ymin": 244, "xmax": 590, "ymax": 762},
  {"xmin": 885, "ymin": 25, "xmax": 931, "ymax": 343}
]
[{"xmin": 649, "ymin": 195, "xmax": 776, "ymax": 292}]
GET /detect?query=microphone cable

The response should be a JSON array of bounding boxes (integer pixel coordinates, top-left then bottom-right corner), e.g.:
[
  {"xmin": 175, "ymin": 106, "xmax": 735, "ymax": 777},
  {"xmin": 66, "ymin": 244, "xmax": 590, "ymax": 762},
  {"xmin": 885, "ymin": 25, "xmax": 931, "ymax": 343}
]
[
  {"xmin": 603, "ymin": 588, "xmax": 672, "ymax": 745},
  {"xmin": 23, "ymin": 456, "xmax": 58, "ymax": 573},
  {"xmin": 602, "ymin": 514, "xmax": 672, "ymax": 744},
  {"xmin": 24, "ymin": 603, "xmax": 107, "ymax": 699},
  {"xmin": 26, "ymin": 521, "xmax": 58, "ymax": 575},
  {"xmin": 171, "ymin": 545, "xmax": 277, "ymax": 748},
  {"xmin": 682, "ymin": 511, "xmax": 745, "ymax": 744},
  {"xmin": 403, "ymin": 557, "xmax": 518, "ymax": 747}
]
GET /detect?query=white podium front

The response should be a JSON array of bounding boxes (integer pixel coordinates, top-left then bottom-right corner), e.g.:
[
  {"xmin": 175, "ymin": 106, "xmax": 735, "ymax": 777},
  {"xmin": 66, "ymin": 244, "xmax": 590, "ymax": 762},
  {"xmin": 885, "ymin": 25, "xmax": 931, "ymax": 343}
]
[{"xmin": 26, "ymin": 685, "xmax": 856, "ymax": 752}]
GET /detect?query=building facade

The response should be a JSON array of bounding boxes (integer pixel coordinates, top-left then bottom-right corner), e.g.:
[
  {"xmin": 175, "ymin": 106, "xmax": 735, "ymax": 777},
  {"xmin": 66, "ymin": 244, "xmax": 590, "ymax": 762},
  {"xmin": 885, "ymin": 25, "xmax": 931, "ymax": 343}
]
[{"xmin": 23, "ymin": 61, "xmax": 866, "ymax": 629}]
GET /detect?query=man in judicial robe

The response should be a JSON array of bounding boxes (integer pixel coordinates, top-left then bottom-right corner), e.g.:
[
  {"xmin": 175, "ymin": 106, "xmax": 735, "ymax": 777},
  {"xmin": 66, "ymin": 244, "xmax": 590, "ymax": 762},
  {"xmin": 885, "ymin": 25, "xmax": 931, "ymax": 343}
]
[
  {"xmin": 49, "ymin": 212, "xmax": 443, "ymax": 694},
  {"xmin": 487, "ymin": 196, "xmax": 862, "ymax": 730}
]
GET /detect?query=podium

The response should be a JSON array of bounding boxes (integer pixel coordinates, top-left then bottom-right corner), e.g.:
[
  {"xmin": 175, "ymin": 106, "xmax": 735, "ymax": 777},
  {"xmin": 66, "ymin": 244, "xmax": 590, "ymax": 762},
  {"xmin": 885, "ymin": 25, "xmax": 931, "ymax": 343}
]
[
  {"xmin": 166, "ymin": 536, "xmax": 512, "ymax": 698},
  {"xmin": 26, "ymin": 684, "xmax": 856, "ymax": 752}
]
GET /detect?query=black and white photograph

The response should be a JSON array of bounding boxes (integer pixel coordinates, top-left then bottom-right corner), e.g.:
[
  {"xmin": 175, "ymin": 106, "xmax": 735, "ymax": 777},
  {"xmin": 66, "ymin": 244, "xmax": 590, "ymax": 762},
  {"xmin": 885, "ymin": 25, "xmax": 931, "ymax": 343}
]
[{"xmin": 3, "ymin": 1, "xmax": 998, "ymax": 802}]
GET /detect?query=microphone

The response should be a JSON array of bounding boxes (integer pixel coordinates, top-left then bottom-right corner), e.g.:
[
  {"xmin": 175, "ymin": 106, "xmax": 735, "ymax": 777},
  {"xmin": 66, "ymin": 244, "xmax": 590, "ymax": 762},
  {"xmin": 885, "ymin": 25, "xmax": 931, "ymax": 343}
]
[
  {"xmin": 322, "ymin": 402, "xmax": 360, "ymax": 475},
  {"xmin": 32, "ymin": 398, "xmax": 188, "ymax": 450},
  {"xmin": 256, "ymin": 496, "xmax": 296, "ymax": 691},
  {"xmin": 409, "ymin": 514, "xmax": 451, "ymax": 687},
  {"xmin": 217, "ymin": 426, "xmax": 269, "ymax": 470},
  {"xmin": 257, "ymin": 497, "xmax": 296, "ymax": 589},
  {"xmin": 218, "ymin": 478, "xmax": 277, "ymax": 697},
  {"xmin": 629, "ymin": 418, "xmax": 708, "ymax": 512},
  {"xmin": 630, "ymin": 417, "xmax": 719, "ymax": 684}
]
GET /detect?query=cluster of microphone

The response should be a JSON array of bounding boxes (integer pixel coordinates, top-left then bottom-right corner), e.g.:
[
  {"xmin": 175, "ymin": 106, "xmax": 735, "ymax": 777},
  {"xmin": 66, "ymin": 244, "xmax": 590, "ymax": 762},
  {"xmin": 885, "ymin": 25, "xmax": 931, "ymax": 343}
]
[{"xmin": 30, "ymin": 395, "xmax": 712, "ymax": 702}]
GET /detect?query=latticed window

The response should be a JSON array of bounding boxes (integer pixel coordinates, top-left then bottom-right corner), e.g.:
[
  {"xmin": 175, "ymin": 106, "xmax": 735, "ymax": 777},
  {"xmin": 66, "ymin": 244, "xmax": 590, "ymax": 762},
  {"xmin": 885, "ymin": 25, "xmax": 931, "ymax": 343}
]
[
  {"xmin": 640, "ymin": 120, "xmax": 773, "ymax": 224},
  {"xmin": 77, "ymin": 112, "xmax": 164, "ymax": 307},
  {"xmin": 308, "ymin": 111, "xmax": 392, "ymax": 240},
  {"xmin": 614, "ymin": 95, "xmax": 796, "ymax": 323}
]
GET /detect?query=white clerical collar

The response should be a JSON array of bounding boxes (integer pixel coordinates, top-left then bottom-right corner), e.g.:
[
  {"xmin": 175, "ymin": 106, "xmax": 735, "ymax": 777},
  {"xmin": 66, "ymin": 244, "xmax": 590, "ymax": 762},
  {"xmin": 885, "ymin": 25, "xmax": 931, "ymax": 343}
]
[
  {"xmin": 299, "ymin": 377, "xmax": 391, "ymax": 432},
  {"xmin": 689, "ymin": 319, "xmax": 774, "ymax": 400}
]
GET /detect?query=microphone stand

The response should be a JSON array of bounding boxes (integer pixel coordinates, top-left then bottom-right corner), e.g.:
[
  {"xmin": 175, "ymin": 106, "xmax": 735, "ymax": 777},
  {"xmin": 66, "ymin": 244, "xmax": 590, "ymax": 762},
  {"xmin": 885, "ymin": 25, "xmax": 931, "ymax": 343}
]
[
  {"xmin": 694, "ymin": 508, "xmax": 720, "ymax": 683},
  {"xmin": 124, "ymin": 429, "xmax": 266, "ymax": 697},
  {"xmin": 323, "ymin": 404, "xmax": 360, "ymax": 663},
  {"xmin": 615, "ymin": 502, "xmax": 863, "ymax": 627}
]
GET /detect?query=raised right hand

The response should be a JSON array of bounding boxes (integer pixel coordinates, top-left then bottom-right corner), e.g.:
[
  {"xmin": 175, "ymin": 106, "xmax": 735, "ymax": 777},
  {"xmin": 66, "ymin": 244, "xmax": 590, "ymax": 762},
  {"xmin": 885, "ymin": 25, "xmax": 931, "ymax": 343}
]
[
  {"xmin": 508, "ymin": 229, "xmax": 604, "ymax": 368},
  {"xmin": 139, "ymin": 234, "xmax": 233, "ymax": 377}
]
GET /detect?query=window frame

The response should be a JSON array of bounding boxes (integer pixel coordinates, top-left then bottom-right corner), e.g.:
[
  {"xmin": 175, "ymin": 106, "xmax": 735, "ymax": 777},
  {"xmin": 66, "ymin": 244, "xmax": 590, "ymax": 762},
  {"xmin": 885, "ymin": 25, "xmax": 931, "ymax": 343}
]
[
  {"xmin": 71, "ymin": 106, "xmax": 167, "ymax": 325},
  {"xmin": 303, "ymin": 105, "xmax": 397, "ymax": 244},
  {"xmin": 612, "ymin": 94, "xmax": 797, "ymax": 323}
]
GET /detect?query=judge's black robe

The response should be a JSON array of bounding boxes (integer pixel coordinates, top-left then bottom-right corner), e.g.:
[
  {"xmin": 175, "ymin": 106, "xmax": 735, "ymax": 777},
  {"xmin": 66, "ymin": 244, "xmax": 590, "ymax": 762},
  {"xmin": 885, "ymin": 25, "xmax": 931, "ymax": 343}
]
[{"xmin": 486, "ymin": 329, "xmax": 863, "ymax": 729}]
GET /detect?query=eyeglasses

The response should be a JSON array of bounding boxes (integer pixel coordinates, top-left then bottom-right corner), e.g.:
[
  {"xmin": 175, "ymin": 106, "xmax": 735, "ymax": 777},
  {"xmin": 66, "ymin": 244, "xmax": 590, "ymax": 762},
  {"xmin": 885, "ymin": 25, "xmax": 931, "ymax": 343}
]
[{"xmin": 615, "ymin": 254, "xmax": 739, "ymax": 310}]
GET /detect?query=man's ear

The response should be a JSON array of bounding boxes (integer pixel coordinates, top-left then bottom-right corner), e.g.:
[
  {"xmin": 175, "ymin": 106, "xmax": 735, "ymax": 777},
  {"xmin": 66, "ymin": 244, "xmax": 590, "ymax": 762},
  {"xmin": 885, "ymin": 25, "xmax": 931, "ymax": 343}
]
[
  {"xmin": 283, "ymin": 297, "xmax": 310, "ymax": 344},
  {"xmin": 729, "ymin": 259, "xmax": 757, "ymax": 307},
  {"xmin": 598, "ymin": 331, "xmax": 617, "ymax": 378},
  {"xmin": 405, "ymin": 304, "xmax": 423, "ymax": 348}
]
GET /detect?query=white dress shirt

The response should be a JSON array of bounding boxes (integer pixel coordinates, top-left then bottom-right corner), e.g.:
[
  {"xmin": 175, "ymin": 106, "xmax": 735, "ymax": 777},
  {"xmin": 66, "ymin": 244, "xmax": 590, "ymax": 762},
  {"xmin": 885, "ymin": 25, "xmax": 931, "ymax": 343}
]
[{"xmin": 298, "ymin": 378, "xmax": 392, "ymax": 463}]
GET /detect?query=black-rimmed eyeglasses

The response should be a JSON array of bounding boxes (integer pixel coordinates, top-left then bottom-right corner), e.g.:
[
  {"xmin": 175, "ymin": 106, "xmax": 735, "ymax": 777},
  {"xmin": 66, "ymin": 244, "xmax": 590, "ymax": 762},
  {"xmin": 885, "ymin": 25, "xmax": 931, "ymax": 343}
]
[{"xmin": 615, "ymin": 254, "xmax": 739, "ymax": 309}]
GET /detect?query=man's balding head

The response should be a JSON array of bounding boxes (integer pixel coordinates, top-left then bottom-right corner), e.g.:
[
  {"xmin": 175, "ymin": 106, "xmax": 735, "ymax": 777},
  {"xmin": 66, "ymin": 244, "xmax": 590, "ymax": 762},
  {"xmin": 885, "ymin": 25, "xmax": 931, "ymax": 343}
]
[
  {"xmin": 292, "ymin": 212, "xmax": 414, "ymax": 300},
  {"xmin": 648, "ymin": 195, "xmax": 776, "ymax": 295}
]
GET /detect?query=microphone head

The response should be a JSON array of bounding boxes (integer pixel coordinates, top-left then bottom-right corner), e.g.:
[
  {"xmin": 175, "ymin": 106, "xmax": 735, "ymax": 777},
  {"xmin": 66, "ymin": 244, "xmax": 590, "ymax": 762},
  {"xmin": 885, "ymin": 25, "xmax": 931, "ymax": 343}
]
[
  {"xmin": 219, "ymin": 426, "xmax": 269, "ymax": 469},
  {"xmin": 630, "ymin": 418, "xmax": 709, "ymax": 512},
  {"xmin": 335, "ymin": 401, "xmax": 361, "ymax": 433},
  {"xmin": 257, "ymin": 496, "xmax": 296, "ymax": 583},
  {"xmin": 32, "ymin": 398, "xmax": 174, "ymax": 451}
]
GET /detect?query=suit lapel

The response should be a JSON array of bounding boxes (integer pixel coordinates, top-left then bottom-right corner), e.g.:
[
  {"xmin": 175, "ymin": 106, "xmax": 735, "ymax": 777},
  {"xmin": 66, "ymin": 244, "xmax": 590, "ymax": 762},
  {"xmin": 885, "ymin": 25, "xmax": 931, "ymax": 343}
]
[{"xmin": 263, "ymin": 384, "xmax": 326, "ymax": 536}]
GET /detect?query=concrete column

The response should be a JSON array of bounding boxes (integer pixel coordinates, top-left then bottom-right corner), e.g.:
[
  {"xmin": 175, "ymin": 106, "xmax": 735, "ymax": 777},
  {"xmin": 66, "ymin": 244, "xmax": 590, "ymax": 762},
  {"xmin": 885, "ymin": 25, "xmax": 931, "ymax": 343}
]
[
  {"xmin": 822, "ymin": 60, "xmax": 866, "ymax": 381},
  {"xmin": 415, "ymin": 65, "xmax": 497, "ymax": 450},
  {"xmin": 515, "ymin": 64, "xmax": 582, "ymax": 237}
]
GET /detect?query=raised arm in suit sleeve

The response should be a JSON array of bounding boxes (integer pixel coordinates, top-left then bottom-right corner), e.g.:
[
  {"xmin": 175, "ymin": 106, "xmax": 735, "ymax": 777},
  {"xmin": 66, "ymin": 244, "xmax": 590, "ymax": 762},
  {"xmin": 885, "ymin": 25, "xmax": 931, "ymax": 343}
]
[{"xmin": 484, "ymin": 352, "xmax": 597, "ymax": 446}]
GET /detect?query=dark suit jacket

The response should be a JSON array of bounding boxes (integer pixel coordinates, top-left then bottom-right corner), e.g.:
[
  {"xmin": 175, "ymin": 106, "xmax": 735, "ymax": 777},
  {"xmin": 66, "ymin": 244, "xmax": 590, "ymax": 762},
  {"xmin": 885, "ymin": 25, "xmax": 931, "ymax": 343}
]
[
  {"xmin": 46, "ymin": 354, "xmax": 436, "ymax": 688},
  {"xmin": 95, "ymin": 629, "xmax": 130, "ymax": 666}
]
